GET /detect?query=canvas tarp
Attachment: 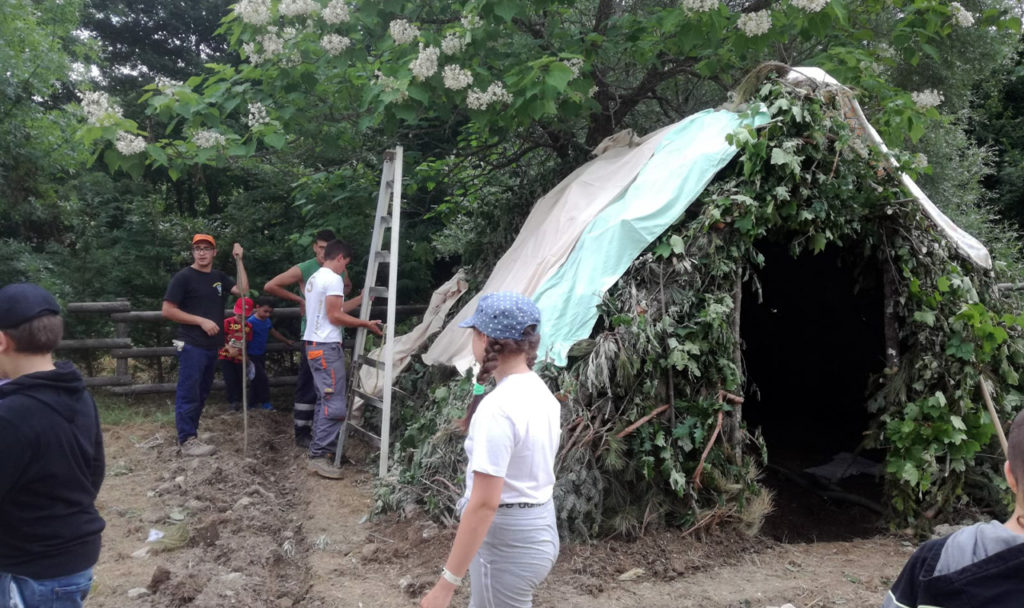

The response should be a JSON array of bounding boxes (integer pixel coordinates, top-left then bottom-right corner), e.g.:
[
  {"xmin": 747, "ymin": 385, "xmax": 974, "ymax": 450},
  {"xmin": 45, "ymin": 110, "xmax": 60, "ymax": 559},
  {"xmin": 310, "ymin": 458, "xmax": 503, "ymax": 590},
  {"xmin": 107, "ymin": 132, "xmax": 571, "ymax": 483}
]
[
  {"xmin": 421, "ymin": 122, "xmax": 679, "ymax": 371},
  {"xmin": 352, "ymin": 270, "xmax": 468, "ymax": 412},
  {"xmin": 424, "ymin": 108, "xmax": 764, "ymax": 371},
  {"xmin": 534, "ymin": 108, "xmax": 770, "ymax": 365}
]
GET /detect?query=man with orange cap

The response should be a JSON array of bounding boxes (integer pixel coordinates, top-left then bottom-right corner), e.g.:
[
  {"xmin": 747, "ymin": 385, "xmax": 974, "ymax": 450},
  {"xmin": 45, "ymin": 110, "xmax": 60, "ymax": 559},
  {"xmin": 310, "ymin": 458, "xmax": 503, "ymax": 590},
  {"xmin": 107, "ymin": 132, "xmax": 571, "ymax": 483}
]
[{"xmin": 162, "ymin": 234, "xmax": 248, "ymax": 457}]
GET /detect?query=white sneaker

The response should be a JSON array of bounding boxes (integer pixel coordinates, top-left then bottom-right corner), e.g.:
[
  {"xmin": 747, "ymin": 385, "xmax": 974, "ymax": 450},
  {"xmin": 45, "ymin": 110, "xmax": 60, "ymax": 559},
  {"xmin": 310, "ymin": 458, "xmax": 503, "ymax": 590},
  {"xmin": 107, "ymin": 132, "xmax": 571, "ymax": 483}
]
[{"xmin": 179, "ymin": 437, "xmax": 217, "ymax": 457}]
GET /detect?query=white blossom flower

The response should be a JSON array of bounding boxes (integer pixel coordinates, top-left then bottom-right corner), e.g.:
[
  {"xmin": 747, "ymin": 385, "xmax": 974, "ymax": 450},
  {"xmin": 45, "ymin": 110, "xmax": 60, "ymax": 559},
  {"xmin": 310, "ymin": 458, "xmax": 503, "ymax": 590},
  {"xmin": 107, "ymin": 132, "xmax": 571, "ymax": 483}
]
[
  {"xmin": 441, "ymin": 32, "xmax": 467, "ymax": 55},
  {"xmin": 154, "ymin": 77, "xmax": 182, "ymax": 93},
  {"xmin": 911, "ymin": 89, "xmax": 943, "ymax": 108},
  {"xmin": 321, "ymin": 33, "xmax": 351, "ymax": 55},
  {"xmin": 79, "ymin": 91, "xmax": 123, "ymax": 126},
  {"xmin": 259, "ymin": 33, "xmax": 285, "ymax": 57},
  {"xmin": 242, "ymin": 42, "xmax": 263, "ymax": 64},
  {"xmin": 389, "ymin": 19, "xmax": 419, "ymax": 45},
  {"xmin": 374, "ymin": 71, "xmax": 408, "ymax": 101},
  {"xmin": 461, "ymin": 13, "xmax": 483, "ymax": 29},
  {"xmin": 682, "ymin": 0, "xmax": 718, "ymax": 11},
  {"xmin": 279, "ymin": 0, "xmax": 319, "ymax": 17},
  {"xmin": 588, "ymin": 85, "xmax": 599, "ymax": 98},
  {"xmin": 791, "ymin": 0, "xmax": 829, "ymax": 12},
  {"xmin": 442, "ymin": 64, "xmax": 473, "ymax": 90},
  {"xmin": 737, "ymin": 10, "xmax": 772, "ymax": 36},
  {"xmin": 950, "ymin": 2, "xmax": 974, "ymax": 27},
  {"xmin": 409, "ymin": 44, "xmax": 440, "ymax": 80},
  {"xmin": 234, "ymin": 0, "xmax": 271, "ymax": 25},
  {"xmin": 911, "ymin": 153, "xmax": 929, "ymax": 169},
  {"xmin": 562, "ymin": 58, "xmax": 584, "ymax": 80},
  {"xmin": 246, "ymin": 102, "xmax": 270, "ymax": 128},
  {"xmin": 192, "ymin": 130, "xmax": 227, "ymax": 149},
  {"xmin": 466, "ymin": 81, "xmax": 513, "ymax": 110},
  {"xmin": 322, "ymin": 0, "xmax": 350, "ymax": 24},
  {"xmin": 281, "ymin": 26, "xmax": 298, "ymax": 40},
  {"xmin": 280, "ymin": 53, "xmax": 302, "ymax": 68},
  {"xmin": 115, "ymin": 131, "xmax": 147, "ymax": 155}
]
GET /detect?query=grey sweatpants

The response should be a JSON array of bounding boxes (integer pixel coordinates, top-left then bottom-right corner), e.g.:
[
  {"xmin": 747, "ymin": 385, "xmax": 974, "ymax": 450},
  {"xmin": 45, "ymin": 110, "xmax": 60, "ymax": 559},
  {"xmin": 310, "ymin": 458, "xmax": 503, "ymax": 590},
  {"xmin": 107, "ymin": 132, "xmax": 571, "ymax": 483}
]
[
  {"xmin": 305, "ymin": 341, "xmax": 347, "ymax": 458},
  {"xmin": 469, "ymin": 501, "xmax": 559, "ymax": 608}
]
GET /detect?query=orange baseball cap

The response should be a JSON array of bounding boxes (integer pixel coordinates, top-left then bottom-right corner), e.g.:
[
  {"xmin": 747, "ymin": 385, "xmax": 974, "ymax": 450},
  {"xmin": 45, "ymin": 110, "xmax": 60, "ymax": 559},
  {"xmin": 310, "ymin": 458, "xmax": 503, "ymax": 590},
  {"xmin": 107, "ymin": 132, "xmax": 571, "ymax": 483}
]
[{"xmin": 192, "ymin": 233, "xmax": 216, "ymax": 247}]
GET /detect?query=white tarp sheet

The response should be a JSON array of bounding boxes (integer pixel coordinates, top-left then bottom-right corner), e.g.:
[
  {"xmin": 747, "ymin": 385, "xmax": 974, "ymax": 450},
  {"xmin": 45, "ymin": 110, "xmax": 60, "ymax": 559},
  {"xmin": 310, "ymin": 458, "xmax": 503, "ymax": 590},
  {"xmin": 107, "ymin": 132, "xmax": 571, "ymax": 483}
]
[{"xmin": 422, "ymin": 124, "xmax": 678, "ymax": 372}]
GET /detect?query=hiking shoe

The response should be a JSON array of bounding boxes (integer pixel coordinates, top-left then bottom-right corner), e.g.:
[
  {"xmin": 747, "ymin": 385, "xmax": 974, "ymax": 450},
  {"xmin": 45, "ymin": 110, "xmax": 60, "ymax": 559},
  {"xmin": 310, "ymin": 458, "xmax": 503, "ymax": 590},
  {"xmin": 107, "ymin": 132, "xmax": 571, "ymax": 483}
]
[
  {"xmin": 257, "ymin": 402, "xmax": 275, "ymax": 411},
  {"xmin": 308, "ymin": 456, "xmax": 343, "ymax": 479},
  {"xmin": 179, "ymin": 437, "xmax": 217, "ymax": 457}
]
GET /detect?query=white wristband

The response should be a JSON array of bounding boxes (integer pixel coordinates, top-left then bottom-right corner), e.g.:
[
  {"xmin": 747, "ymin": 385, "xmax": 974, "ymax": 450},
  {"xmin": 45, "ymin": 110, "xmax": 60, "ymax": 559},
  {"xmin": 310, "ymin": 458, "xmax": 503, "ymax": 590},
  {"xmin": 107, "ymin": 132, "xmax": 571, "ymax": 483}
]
[{"xmin": 441, "ymin": 566, "xmax": 463, "ymax": 587}]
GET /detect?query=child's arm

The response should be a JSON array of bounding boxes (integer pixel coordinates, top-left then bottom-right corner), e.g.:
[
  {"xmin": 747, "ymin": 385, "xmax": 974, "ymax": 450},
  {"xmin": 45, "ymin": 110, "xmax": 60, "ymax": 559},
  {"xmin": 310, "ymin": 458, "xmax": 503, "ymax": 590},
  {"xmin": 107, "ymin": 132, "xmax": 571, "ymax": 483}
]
[
  {"xmin": 223, "ymin": 318, "xmax": 241, "ymax": 356},
  {"xmin": 269, "ymin": 327, "xmax": 296, "ymax": 347}
]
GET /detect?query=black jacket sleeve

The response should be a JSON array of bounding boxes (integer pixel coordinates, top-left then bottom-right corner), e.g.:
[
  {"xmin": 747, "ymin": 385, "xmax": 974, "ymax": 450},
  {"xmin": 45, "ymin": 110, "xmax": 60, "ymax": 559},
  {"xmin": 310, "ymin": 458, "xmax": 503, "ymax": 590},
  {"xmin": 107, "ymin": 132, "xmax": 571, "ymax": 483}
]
[{"xmin": 883, "ymin": 538, "xmax": 946, "ymax": 608}]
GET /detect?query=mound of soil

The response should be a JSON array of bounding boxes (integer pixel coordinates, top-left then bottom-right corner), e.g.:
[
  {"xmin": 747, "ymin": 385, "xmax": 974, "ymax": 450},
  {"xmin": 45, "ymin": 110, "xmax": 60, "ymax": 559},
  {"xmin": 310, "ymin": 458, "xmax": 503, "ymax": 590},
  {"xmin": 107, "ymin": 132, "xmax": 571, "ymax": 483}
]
[{"xmin": 90, "ymin": 402, "xmax": 913, "ymax": 608}]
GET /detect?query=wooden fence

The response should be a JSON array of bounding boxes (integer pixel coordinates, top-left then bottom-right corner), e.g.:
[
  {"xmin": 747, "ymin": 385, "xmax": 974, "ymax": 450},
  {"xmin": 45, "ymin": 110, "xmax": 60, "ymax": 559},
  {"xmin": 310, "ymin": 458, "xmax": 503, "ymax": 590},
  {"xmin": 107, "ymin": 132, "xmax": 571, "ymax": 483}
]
[{"xmin": 57, "ymin": 301, "xmax": 425, "ymax": 395}]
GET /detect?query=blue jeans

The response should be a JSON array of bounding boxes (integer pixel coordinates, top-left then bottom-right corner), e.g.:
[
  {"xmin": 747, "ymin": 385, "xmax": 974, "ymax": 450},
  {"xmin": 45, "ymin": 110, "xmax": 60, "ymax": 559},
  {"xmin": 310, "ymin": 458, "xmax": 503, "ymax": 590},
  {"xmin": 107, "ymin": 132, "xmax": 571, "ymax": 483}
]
[
  {"xmin": 0, "ymin": 568, "xmax": 92, "ymax": 608},
  {"xmin": 175, "ymin": 343, "xmax": 219, "ymax": 444}
]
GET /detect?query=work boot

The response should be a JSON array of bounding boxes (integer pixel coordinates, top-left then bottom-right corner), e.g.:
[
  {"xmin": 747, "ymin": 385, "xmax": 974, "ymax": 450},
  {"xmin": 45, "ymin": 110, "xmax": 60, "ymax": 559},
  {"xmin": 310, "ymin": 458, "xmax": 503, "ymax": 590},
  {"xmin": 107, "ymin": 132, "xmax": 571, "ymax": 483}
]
[
  {"xmin": 179, "ymin": 436, "xmax": 217, "ymax": 457},
  {"xmin": 307, "ymin": 456, "xmax": 343, "ymax": 479},
  {"xmin": 295, "ymin": 434, "xmax": 311, "ymax": 449}
]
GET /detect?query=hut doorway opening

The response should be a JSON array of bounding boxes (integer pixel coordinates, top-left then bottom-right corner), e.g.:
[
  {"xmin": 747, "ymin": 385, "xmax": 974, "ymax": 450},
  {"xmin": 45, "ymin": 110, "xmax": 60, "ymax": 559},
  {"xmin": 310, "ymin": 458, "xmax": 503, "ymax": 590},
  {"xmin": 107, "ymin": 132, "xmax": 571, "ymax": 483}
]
[{"xmin": 740, "ymin": 240, "xmax": 888, "ymax": 542}]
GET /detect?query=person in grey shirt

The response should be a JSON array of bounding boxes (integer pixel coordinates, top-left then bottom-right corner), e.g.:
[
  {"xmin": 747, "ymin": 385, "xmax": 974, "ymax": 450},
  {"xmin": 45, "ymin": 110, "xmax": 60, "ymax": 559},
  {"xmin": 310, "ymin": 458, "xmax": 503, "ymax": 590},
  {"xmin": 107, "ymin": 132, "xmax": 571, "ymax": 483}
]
[{"xmin": 882, "ymin": 408, "xmax": 1024, "ymax": 608}]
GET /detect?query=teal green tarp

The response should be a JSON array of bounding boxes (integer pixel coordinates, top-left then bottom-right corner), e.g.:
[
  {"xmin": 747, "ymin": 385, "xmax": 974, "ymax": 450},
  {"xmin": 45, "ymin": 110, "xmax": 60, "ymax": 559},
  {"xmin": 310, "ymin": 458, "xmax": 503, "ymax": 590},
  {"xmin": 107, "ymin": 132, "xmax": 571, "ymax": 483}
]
[{"xmin": 535, "ymin": 108, "xmax": 768, "ymax": 366}]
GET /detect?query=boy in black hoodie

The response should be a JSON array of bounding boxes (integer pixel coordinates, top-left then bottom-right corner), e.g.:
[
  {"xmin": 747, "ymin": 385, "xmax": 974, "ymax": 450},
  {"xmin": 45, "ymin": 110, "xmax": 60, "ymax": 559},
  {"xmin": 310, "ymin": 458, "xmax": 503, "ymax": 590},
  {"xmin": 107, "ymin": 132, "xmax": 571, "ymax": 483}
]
[
  {"xmin": 883, "ymin": 408, "xmax": 1024, "ymax": 608},
  {"xmin": 0, "ymin": 283, "xmax": 105, "ymax": 608}
]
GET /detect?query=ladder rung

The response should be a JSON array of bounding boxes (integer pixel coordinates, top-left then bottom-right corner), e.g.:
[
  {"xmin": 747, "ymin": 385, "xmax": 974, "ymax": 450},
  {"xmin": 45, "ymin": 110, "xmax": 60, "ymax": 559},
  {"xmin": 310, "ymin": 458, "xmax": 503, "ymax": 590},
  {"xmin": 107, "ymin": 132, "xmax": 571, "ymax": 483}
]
[
  {"xmin": 358, "ymin": 354, "xmax": 386, "ymax": 370},
  {"xmin": 353, "ymin": 389, "xmax": 383, "ymax": 408},
  {"xmin": 374, "ymin": 250, "xmax": 390, "ymax": 264},
  {"xmin": 347, "ymin": 422, "xmax": 381, "ymax": 446},
  {"xmin": 368, "ymin": 286, "xmax": 389, "ymax": 298}
]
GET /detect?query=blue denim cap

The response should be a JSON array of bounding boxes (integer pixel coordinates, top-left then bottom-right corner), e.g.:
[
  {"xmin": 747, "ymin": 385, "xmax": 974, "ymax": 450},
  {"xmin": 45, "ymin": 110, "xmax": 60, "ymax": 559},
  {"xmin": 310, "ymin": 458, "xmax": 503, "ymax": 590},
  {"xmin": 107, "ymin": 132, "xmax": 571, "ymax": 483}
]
[
  {"xmin": 459, "ymin": 291, "xmax": 541, "ymax": 340},
  {"xmin": 0, "ymin": 283, "xmax": 61, "ymax": 329}
]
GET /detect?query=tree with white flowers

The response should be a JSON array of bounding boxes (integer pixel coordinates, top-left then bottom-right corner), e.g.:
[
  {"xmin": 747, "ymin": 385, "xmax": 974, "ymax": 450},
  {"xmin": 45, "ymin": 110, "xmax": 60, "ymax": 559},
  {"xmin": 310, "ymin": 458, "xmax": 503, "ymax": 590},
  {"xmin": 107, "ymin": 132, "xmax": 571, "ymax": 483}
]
[{"xmin": 75, "ymin": 0, "xmax": 1020, "ymax": 267}]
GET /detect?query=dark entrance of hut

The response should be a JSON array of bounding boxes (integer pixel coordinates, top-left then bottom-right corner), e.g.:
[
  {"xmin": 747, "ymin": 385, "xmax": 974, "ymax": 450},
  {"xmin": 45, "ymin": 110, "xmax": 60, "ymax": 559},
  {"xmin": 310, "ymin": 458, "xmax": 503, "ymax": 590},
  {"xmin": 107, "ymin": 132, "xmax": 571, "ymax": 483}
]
[{"xmin": 740, "ymin": 241, "xmax": 888, "ymax": 542}]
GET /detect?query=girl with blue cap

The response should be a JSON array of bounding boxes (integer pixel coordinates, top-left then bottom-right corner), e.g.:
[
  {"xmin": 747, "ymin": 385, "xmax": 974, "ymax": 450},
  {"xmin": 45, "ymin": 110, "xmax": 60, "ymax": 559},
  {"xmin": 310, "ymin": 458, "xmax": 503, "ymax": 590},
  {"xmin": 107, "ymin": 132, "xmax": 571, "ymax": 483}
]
[{"xmin": 420, "ymin": 292, "xmax": 561, "ymax": 608}]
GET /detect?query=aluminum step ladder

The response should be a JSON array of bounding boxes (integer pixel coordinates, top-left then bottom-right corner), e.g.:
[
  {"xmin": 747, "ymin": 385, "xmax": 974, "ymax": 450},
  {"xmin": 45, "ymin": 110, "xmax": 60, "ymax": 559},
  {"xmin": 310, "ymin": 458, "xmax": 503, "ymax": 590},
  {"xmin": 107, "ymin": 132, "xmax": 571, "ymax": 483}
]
[{"xmin": 334, "ymin": 147, "xmax": 402, "ymax": 476}]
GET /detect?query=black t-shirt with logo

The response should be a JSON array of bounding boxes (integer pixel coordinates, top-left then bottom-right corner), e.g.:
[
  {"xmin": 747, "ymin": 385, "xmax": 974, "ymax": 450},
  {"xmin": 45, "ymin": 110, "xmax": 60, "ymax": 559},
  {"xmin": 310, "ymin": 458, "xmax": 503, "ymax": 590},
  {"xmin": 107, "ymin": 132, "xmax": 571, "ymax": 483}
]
[{"xmin": 163, "ymin": 267, "xmax": 235, "ymax": 349}]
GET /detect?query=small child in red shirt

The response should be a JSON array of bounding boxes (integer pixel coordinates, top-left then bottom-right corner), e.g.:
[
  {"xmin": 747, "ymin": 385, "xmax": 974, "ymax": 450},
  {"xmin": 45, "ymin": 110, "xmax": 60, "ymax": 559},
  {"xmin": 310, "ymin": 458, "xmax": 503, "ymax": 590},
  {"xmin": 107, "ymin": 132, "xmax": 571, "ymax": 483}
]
[{"xmin": 219, "ymin": 297, "xmax": 253, "ymax": 411}]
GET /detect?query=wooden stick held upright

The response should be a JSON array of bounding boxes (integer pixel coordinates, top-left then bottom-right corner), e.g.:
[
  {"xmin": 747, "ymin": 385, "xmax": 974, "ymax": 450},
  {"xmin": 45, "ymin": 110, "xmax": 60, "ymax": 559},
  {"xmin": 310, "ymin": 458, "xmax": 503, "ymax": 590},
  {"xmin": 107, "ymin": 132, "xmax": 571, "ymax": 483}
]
[
  {"xmin": 238, "ymin": 285, "xmax": 249, "ymax": 458},
  {"xmin": 980, "ymin": 377, "xmax": 1008, "ymax": 459}
]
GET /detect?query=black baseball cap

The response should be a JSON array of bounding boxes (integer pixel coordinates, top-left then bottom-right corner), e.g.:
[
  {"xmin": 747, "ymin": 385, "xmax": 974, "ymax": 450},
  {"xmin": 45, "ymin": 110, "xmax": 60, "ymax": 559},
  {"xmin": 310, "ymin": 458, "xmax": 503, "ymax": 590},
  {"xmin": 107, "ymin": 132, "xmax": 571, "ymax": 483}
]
[{"xmin": 0, "ymin": 283, "xmax": 61, "ymax": 330}]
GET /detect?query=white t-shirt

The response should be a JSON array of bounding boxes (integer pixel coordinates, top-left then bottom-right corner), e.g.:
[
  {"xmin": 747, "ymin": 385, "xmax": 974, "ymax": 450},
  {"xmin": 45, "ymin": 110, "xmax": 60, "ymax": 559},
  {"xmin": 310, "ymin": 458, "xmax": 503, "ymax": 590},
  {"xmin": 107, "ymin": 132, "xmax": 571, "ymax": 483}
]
[
  {"xmin": 303, "ymin": 266, "xmax": 345, "ymax": 343},
  {"xmin": 463, "ymin": 371, "xmax": 561, "ymax": 505}
]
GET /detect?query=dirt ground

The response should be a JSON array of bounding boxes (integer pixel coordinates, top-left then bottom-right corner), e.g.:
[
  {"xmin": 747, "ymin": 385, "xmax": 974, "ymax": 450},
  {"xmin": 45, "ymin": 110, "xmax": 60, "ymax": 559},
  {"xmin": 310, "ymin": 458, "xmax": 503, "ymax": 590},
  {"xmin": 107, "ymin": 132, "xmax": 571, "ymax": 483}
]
[{"xmin": 88, "ymin": 402, "xmax": 914, "ymax": 608}]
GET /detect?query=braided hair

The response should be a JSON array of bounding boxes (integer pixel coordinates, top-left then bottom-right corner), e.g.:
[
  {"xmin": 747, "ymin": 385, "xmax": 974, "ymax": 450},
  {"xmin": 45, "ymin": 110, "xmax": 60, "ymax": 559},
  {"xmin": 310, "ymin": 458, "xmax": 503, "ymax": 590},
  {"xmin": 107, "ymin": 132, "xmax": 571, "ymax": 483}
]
[{"xmin": 458, "ymin": 325, "xmax": 541, "ymax": 433}]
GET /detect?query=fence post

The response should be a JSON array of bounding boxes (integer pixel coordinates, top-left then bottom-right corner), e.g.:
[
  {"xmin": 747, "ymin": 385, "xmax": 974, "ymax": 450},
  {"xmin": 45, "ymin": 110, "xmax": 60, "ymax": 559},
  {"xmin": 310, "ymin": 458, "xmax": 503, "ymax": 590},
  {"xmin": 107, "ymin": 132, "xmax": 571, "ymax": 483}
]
[{"xmin": 115, "ymin": 298, "xmax": 130, "ymax": 381}]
